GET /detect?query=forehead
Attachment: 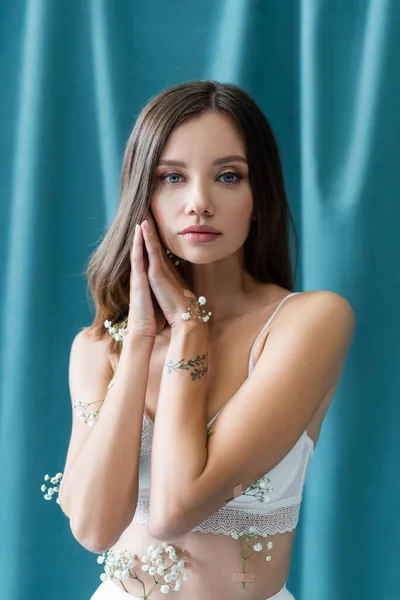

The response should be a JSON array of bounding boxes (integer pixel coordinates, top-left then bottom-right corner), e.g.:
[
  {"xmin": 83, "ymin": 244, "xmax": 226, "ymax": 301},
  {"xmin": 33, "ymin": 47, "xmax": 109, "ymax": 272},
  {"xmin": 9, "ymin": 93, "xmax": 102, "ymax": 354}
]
[{"xmin": 160, "ymin": 111, "xmax": 246, "ymax": 161}]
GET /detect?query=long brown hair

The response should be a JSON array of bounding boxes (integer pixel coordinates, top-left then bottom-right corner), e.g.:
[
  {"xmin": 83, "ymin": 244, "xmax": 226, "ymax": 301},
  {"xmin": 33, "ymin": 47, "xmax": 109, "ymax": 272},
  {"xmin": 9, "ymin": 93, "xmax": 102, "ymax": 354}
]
[{"xmin": 85, "ymin": 80, "xmax": 298, "ymax": 353}]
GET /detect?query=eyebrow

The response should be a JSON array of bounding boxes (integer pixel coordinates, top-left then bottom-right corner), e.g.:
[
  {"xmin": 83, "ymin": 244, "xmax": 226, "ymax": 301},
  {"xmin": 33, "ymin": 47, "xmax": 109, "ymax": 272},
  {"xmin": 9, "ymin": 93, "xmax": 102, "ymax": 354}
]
[{"xmin": 157, "ymin": 155, "xmax": 248, "ymax": 167}]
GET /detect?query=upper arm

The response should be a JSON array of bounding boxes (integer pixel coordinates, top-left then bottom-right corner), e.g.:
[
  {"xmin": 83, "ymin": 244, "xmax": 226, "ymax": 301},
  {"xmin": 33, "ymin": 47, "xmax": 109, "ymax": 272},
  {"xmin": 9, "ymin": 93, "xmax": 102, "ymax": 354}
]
[
  {"xmin": 171, "ymin": 291, "xmax": 355, "ymax": 534},
  {"xmin": 58, "ymin": 328, "xmax": 114, "ymax": 512}
]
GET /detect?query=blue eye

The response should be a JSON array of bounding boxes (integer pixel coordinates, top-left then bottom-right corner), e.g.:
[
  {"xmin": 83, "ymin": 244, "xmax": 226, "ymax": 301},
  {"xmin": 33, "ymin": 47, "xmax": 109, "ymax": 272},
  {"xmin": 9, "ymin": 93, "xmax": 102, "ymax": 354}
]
[
  {"xmin": 160, "ymin": 172, "xmax": 183, "ymax": 184},
  {"xmin": 160, "ymin": 171, "xmax": 242, "ymax": 185},
  {"xmin": 219, "ymin": 172, "xmax": 242, "ymax": 184}
]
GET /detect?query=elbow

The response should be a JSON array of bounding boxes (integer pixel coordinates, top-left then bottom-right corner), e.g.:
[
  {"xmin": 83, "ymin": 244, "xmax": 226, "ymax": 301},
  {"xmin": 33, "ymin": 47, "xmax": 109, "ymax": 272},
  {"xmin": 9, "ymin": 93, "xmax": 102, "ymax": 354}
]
[
  {"xmin": 70, "ymin": 517, "xmax": 119, "ymax": 555},
  {"xmin": 148, "ymin": 506, "xmax": 190, "ymax": 541}
]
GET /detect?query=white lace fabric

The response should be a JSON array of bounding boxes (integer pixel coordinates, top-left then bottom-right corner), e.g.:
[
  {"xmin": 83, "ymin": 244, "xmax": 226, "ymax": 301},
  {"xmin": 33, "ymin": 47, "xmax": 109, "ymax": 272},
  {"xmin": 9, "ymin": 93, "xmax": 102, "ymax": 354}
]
[{"xmin": 133, "ymin": 413, "xmax": 314, "ymax": 537}]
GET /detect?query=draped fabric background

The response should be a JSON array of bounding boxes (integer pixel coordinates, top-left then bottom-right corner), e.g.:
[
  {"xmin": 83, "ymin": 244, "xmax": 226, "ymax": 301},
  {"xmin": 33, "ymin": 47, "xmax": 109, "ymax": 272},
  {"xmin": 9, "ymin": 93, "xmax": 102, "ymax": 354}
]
[{"xmin": 1, "ymin": 1, "xmax": 399, "ymax": 599}]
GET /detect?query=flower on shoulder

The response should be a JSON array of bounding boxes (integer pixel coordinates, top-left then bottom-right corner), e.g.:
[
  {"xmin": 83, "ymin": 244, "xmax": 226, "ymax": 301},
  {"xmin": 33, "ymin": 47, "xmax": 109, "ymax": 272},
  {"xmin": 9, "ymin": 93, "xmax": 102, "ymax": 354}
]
[{"xmin": 72, "ymin": 317, "xmax": 129, "ymax": 429}]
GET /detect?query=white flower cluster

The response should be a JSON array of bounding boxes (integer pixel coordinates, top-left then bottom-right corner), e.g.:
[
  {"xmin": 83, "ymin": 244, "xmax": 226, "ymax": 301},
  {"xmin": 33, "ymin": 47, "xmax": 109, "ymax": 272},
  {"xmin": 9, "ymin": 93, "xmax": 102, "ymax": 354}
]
[
  {"xmin": 73, "ymin": 378, "xmax": 114, "ymax": 428},
  {"xmin": 97, "ymin": 543, "xmax": 189, "ymax": 596},
  {"xmin": 181, "ymin": 296, "xmax": 212, "ymax": 323},
  {"xmin": 230, "ymin": 525, "xmax": 273, "ymax": 561},
  {"xmin": 230, "ymin": 525, "xmax": 274, "ymax": 590},
  {"xmin": 41, "ymin": 472, "xmax": 63, "ymax": 503},
  {"xmin": 243, "ymin": 474, "xmax": 274, "ymax": 503},
  {"xmin": 104, "ymin": 318, "xmax": 128, "ymax": 342}
]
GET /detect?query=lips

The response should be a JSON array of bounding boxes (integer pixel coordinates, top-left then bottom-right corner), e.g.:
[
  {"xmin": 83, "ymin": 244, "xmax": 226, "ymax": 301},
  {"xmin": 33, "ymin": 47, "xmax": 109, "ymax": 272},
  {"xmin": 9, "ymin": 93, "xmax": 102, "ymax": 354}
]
[{"xmin": 179, "ymin": 225, "xmax": 221, "ymax": 234}]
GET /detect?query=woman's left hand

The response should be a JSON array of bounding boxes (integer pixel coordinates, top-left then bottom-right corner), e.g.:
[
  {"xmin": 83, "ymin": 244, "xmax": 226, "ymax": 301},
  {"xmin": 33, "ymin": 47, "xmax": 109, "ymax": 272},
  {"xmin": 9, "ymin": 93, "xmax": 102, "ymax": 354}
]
[{"xmin": 141, "ymin": 214, "xmax": 208, "ymax": 331}]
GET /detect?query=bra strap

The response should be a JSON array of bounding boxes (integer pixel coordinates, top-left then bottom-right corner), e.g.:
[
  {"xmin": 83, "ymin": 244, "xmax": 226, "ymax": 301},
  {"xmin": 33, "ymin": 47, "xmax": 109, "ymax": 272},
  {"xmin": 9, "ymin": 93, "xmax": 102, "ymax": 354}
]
[{"xmin": 248, "ymin": 292, "xmax": 301, "ymax": 372}]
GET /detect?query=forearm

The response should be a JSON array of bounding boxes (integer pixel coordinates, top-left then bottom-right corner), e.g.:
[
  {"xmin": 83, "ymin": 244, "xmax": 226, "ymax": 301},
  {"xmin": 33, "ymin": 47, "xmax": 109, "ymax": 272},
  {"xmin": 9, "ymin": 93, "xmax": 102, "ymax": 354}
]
[
  {"xmin": 63, "ymin": 334, "xmax": 154, "ymax": 551},
  {"xmin": 149, "ymin": 324, "xmax": 209, "ymax": 530}
]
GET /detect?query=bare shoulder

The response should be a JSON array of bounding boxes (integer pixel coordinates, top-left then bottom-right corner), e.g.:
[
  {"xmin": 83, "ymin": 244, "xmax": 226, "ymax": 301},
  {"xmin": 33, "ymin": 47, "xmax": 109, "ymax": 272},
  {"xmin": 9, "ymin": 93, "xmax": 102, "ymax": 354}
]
[
  {"xmin": 306, "ymin": 289, "xmax": 354, "ymax": 324},
  {"xmin": 69, "ymin": 328, "xmax": 114, "ymax": 386},
  {"xmin": 271, "ymin": 289, "xmax": 356, "ymax": 364},
  {"xmin": 276, "ymin": 289, "xmax": 355, "ymax": 325}
]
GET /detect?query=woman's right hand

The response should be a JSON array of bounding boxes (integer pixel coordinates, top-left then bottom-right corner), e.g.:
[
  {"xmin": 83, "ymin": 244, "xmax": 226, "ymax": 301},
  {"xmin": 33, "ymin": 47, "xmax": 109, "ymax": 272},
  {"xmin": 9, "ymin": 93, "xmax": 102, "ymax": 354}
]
[{"xmin": 126, "ymin": 223, "xmax": 166, "ymax": 341}]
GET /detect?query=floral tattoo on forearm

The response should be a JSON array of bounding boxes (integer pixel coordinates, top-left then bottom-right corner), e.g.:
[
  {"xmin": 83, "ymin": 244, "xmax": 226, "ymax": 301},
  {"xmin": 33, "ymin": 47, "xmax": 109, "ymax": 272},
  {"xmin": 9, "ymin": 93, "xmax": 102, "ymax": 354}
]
[{"xmin": 165, "ymin": 354, "xmax": 208, "ymax": 381}]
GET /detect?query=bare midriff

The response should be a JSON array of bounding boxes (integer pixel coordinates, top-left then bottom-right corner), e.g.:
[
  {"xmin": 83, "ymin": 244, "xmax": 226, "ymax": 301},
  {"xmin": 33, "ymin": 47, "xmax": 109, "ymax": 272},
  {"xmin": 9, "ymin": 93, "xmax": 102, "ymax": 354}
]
[{"xmin": 108, "ymin": 523, "xmax": 297, "ymax": 600}]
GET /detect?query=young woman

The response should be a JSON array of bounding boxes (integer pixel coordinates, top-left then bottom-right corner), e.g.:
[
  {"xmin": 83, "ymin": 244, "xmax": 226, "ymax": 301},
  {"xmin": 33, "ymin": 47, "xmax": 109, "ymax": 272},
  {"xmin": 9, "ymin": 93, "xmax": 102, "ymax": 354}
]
[{"xmin": 58, "ymin": 80, "xmax": 355, "ymax": 600}]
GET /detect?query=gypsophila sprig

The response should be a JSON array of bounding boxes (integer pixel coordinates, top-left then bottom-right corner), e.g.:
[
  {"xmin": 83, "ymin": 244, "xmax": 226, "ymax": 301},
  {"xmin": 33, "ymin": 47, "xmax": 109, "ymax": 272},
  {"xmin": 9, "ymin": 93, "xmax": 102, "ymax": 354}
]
[
  {"xmin": 41, "ymin": 472, "xmax": 63, "ymax": 503},
  {"xmin": 230, "ymin": 526, "xmax": 273, "ymax": 590},
  {"xmin": 73, "ymin": 311, "xmax": 130, "ymax": 427},
  {"xmin": 73, "ymin": 377, "xmax": 115, "ymax": 428},
  {"xmin": 104, "ymin": 317, "xmax": 129, "ymax": 342},
  {"xmin": 223, "ymin": 474, "xmax": 273, "ymax": 505},
  {"xmin": 97, "ymin": 543, "xmax": 190, "ymax": 597},
  {"xmin": 181, "ymin": 293, "xmax": 212, "ymax": 323},
  {"xmin": 242, "ymin": 474, "xmax": 274, "ymax": 503}
]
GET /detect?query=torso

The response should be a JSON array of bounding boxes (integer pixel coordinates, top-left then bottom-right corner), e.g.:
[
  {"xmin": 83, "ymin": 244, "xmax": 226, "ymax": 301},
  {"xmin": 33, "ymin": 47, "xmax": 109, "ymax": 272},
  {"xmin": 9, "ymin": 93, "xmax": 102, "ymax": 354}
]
[{"xmin": 107, "ymin": 285, "xmax": 335, "ymax": 600}]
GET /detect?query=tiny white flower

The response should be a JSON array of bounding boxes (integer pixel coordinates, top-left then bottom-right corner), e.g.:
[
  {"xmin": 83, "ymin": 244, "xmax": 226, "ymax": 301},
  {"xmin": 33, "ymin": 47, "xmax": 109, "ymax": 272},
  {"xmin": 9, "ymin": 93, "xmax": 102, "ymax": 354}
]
[
  {"xmin": 253, "ymin": 543, "xmax": 263, "ymax": 551},
  {"xmin": 248, "ymin": 526, "xmax": 257, "ymax": 534},
  {"xmin": 97, "ymin": 556, "xmax": 105, "ymax": 564},
  {"xmin": 41, "ymin": 484, "xmax": 47, "ymax": 492},
  {"xmin": 100, "ymin": 573, "xmax": 106, "ymax": 582},
  {"xmin": 114, "ymin": 570, "xmax": 123, "ymax": 580},
  {"xmin": 198, "ymin": 296, "xmax": 206, "ymax": 305},
  {"xmin": 55, "ymin": 498, "xmax": 60, "ymax": 504},
  {"xmin": 182, "ymin": 312, "xmax": 191, "ymax": 320},
  {"xmin": 56, "ymin": 472, "xmax": 63, "ymax": 479},
  {"xmin": 183, "ymin": 572, "xmax": 189, "ymax": 580},
  {"xmin": 148, "ymin": 566, "xmax": 156, "ymax": 576},
  {"xmin": 44, "ymin": 474, "xmax": 50, "ymax": 481},
  {"xmin": 141, "ymin": 564, "xmax": 149, "ymax": 571},
  {"xmin": 266, "ymin": 555, "xmax": 272, "ymax": 561},
  {"xmin": 160, "ymin": 584, "xmax": 170, "ymax": 594},
  {"xmin": 231, "ymin": 531, "xmax": 239, "ymax": 539},
  {"xmin": 267, "ymin": 541, "xmax": 273, "ymax": 550}
]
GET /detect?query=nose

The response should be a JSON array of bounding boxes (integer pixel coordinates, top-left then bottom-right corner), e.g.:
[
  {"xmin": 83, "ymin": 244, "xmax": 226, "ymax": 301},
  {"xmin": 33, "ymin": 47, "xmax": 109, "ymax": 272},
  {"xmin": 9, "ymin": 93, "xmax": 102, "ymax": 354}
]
[{"xmin": 184, "ymin": 179, "xmax": 214, "ymax": 217}]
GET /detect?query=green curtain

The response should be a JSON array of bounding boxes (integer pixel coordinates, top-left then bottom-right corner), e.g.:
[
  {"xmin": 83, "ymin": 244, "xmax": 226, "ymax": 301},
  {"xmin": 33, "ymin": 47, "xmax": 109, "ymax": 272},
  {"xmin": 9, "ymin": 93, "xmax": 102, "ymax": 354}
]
[{"xmin": 1, "ymin": 1, "xmax": 398, "ymax": 598}]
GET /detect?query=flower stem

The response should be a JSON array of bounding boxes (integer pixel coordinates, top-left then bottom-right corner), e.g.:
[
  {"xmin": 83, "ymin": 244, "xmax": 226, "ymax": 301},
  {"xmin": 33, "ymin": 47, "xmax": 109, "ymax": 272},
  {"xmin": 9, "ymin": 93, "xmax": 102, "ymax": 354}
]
[{"xmin": 242, "ymin": 557, "xmax": 246, "ymax": 590}]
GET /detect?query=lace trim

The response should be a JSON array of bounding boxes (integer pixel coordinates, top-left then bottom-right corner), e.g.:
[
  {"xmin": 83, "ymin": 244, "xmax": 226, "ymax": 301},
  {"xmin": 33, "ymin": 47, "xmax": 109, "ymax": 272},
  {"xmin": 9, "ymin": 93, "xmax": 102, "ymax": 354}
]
[{"xmin": 132, "ymin": 499, "xmax": 301, "ymax": 536}]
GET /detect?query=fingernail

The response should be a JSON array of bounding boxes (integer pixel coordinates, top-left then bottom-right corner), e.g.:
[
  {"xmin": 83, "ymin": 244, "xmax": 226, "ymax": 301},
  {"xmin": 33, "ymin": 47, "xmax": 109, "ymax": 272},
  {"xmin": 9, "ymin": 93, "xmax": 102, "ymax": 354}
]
[{"xmin": 135, "ymin": 224, "xmax": 139, "ymax": 231}]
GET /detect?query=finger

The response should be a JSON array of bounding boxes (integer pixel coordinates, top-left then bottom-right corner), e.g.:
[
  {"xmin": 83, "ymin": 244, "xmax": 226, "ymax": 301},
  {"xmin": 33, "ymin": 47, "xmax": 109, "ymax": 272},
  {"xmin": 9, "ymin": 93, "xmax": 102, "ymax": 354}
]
[
  {"xmin": 132, "ymin": 224, "xmax": 145, "ymax": 275},
  {"xmin": 142, "ymin": 220, "xmax": 162, "ymax": 271}
]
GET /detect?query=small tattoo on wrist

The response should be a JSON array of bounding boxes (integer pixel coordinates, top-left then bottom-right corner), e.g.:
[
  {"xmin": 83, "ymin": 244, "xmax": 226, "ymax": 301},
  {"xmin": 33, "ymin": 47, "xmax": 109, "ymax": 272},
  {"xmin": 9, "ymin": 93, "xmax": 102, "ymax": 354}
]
[{"xmin": 165, "ymin": 354, "xmax": 208, "ymax": 381}]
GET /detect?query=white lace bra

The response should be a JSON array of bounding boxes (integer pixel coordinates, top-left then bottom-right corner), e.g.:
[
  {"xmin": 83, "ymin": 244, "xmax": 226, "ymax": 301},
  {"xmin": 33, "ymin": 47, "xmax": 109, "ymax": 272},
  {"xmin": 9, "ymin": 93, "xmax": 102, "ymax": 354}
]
[{"xmin": 131, "ymin": 292, "xmax": 315, "ymax": 536}]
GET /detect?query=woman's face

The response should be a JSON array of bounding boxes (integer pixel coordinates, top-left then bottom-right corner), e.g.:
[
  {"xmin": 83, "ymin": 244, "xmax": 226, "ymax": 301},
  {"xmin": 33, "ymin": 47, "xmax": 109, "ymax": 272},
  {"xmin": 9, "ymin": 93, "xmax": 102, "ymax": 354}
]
[{"xmin": 150, "ymin": 110, "xmax": 254, "ymax": 265}]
